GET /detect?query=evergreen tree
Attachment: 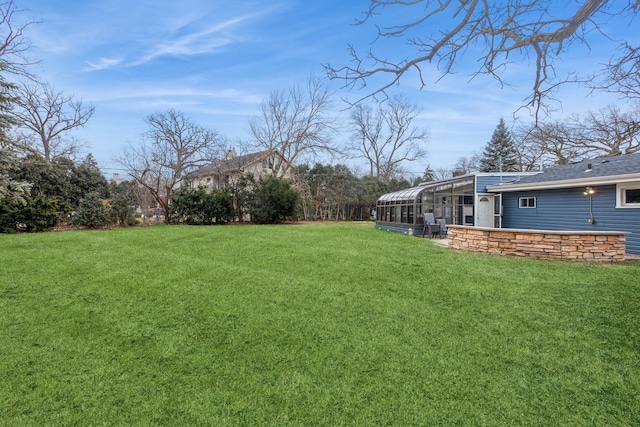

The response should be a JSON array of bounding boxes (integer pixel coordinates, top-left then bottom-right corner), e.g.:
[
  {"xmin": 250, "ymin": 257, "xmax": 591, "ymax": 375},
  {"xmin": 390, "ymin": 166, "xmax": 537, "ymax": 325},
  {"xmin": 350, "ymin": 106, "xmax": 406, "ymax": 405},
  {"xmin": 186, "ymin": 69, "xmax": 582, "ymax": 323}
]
[
  {"xmin": 15, "ymin": 154, "xmax": 110, "ymax": 210},
  {"xmin": 0, "ymin": 195, "xmax": 60, "ymax": 233},
  {"xmin": 247, "ymin": 176, "xmax": 300, "ymax": 224},
  {"xmin": 16, "ymin": 155, "xmax": 75, "ymax": 208},
  {"xmin": 70, "ymin": 154, "xmax": 110, "ymax": 205},
  {"xmin": 72, "ymin": 192, "xmax": 110, "ymax": 228},
  {"xmin": 108, "ymin": 181, "xmax": 137, "ymax": 226},
  {"xmin": 232, "ymin": 173, "xmax": 256, "ymax": 221},
  {"xmin": 420, "ymin": 165, "xmax": 435, "ymax": 183},
  {"xmin": 479, "ymin": 118, "xmax": 520, "ymax": 172},
  {"xmin": 0, "ymin": 149, "xmax": 31, "ymax": 204},
  {"xmin": 0, "ymin": 73, "xmax": 17, "ymax": 144}
]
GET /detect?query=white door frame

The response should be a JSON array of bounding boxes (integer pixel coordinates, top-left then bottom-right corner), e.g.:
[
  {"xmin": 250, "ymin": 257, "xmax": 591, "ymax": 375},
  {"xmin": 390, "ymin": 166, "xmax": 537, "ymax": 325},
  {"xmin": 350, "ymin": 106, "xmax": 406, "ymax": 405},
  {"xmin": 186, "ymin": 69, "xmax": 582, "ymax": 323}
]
[{"xmin": 476, "ymin": 194, "xmax": 495, "ymax": 228}]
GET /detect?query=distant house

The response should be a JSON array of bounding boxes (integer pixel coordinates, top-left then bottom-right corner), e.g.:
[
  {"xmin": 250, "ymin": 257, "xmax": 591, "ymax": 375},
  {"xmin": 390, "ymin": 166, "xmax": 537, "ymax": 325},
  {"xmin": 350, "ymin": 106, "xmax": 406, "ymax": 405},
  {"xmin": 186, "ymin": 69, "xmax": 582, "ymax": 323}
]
[
  {"xmin": 186, "ymin": 149, "xmax": 290, "ymax": 190},
  {"xmin": 376, "ymin": 153, "xmax": 640, "ymax": 255},
  {"xmin": 111, "ymin": 173, "xmax": 125, "ymax": 185},
  {"xmin": 488, "ymin": 153, "xmax": 640, "ymax": 255}
]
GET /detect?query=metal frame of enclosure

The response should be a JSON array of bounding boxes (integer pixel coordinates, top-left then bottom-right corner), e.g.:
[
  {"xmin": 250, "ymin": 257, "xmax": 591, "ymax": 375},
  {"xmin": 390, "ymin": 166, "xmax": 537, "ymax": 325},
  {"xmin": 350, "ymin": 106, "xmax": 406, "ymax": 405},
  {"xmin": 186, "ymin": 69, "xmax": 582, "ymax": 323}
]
[{"xmin": 376, "ymin": 175, "xmax": 476, "ymax": 234}]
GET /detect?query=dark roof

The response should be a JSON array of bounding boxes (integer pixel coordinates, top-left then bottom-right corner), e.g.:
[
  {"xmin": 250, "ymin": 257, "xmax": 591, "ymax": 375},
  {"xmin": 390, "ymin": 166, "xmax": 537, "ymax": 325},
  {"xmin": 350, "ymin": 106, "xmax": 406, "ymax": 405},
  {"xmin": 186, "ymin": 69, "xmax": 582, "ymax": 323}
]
[
  {"xmin": 489, "ymin": 153, "xmax": 640, "ymax": 191},
  {"xmin": 189, "ymin": 150, "xmax": 275, "ymax": 177}
]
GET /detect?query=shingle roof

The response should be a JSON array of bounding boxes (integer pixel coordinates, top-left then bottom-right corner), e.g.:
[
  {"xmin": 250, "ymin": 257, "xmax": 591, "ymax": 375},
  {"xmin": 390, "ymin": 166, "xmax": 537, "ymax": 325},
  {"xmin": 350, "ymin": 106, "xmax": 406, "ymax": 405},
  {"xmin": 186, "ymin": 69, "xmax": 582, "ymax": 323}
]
[
  {"xmin": 489, "ymin": 153, "xmax": 640, "ymax": 191},
  {"xmin": 189, "ymin": 150, "xmax": 274, "ymax": 177}
]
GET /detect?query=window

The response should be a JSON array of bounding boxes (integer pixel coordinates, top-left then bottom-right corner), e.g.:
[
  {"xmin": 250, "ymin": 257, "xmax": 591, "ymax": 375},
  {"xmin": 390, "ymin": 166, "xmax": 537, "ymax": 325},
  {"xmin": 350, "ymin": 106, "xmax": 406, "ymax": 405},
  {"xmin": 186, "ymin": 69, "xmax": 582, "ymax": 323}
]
[
  {"xmin": 627, "ymin": 189, "xmax": 640, "ymax": 204},
  {"xmin": 617, "ymin": 183, "xmax": 640, "ymax": 208},
  {"xmin": 519, "ymin": 197, "xmax": 536, "ymax": 208}
]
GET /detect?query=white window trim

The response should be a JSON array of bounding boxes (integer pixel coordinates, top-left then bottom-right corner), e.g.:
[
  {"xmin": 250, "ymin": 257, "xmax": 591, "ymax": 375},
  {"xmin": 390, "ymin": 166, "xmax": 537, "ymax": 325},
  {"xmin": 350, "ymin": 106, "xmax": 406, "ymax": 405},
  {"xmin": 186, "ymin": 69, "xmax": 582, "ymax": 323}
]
[
  {"xmin": 616, "ymin": 182, "xmax": 640, "ymax": 208},
  {"xmin": 518, "ymin": 197, "xmax": 536, "ymax": 209}
]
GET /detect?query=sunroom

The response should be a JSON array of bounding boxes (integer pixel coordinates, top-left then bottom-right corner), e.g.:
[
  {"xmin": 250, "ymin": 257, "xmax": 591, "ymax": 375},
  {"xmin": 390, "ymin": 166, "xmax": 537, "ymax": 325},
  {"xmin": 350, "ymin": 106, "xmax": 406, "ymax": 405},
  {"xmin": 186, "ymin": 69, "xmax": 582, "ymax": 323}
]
[
  {"xmin": 375, "ymin": 173, "xmax": 534, "ymax": 236},
  {"xmin": 376, "ymin": 175, "xmax": 476, "ymax": 235}
]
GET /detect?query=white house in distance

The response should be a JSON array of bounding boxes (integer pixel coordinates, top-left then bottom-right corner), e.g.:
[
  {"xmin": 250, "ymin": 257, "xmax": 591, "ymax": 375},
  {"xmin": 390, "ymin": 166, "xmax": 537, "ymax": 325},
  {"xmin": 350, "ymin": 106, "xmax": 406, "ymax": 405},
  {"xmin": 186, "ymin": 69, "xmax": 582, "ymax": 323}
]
[{"xmin": 186, "ymin": 149, "xmax": 290, "ymax": 190}]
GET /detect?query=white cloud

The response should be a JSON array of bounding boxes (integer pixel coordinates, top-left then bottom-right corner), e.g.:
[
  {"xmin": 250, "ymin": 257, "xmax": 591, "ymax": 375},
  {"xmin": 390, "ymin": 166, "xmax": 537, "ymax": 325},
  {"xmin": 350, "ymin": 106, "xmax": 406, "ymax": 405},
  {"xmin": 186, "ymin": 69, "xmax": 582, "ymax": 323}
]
[
  {"xmin": 83, "ymin": 57, "xmax": 124, "ymax": 72},
  {"xmin": 83, "ymin": 86, "xmax": 262, "ymax": 106},
  {"xmin": 133, "ymin": 15, "xmax": 252, "ymax": 65}
]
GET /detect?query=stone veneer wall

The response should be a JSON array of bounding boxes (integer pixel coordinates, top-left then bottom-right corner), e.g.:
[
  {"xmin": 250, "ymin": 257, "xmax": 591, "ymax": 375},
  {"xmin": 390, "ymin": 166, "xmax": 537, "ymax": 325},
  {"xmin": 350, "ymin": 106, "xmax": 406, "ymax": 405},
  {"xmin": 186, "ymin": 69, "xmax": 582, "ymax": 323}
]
[{"xmin": 448, "ymin": 225, "xmax": 628, "ymax": 262}]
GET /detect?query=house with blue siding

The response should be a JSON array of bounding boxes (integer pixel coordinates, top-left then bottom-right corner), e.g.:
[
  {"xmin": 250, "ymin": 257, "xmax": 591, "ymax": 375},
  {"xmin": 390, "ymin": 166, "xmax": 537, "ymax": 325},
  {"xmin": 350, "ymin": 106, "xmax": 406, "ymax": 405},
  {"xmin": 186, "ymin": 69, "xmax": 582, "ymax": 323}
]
[
  {"xmin": 487, "ymin": 154, "xmax": 640, "ymax": 255},
  {"xmin": 375, "ymin": 172, "xmax": 536, "ymax": 235}
]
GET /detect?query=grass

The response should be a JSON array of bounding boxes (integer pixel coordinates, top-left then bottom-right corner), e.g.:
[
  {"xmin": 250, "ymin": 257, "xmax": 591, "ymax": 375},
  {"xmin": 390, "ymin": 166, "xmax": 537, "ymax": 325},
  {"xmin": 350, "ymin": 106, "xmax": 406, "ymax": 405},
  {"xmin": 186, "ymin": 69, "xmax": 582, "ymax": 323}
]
[{"xmin": 1, "ymin": 222, "xmax": 639, "ymax": 426}]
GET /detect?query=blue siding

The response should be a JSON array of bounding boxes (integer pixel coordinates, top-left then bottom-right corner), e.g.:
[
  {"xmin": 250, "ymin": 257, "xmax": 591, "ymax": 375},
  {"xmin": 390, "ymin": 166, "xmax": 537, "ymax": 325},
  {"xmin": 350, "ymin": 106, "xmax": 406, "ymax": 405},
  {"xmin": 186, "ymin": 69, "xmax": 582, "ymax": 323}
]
[{"xmin": 501, "ymin": 185, "xmax": 640, "ymax": 255}]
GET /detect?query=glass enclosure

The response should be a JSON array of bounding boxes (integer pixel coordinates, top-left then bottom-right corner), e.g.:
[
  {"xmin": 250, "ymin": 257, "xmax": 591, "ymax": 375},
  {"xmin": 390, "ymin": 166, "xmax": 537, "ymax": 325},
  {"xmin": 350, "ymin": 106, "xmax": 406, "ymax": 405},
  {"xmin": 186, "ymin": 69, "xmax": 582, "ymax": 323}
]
[{"xmin": 376, "ymin": 176, "xmax": 476, "ymax": 228}]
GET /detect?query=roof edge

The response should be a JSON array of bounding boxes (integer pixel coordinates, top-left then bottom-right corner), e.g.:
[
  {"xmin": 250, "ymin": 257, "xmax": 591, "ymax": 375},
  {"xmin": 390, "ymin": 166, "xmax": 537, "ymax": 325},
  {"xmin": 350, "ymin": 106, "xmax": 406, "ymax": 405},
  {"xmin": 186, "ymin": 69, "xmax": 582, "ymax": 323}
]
[{"xmin": 487, "ymin": 173, "xmax": 640, "ymax": 192}]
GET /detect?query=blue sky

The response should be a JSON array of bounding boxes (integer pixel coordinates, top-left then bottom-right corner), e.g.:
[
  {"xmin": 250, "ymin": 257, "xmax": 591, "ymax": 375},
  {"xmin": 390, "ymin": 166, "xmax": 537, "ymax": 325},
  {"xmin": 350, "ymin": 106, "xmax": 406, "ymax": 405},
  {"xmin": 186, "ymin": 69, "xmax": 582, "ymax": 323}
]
[{"xmin": 16, "ymin": 0, "xmax": 632, "ymax": 179}]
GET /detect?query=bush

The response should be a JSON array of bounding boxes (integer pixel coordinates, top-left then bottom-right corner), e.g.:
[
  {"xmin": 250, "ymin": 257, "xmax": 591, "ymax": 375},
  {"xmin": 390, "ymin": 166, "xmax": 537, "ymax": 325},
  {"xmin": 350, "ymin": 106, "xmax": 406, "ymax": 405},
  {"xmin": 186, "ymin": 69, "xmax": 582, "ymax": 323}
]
[
  {"xmin": 0, "ymin": 195, "xmax": 60, "ymax": 233},
  {"xmin": 72, "ymin": 192, "xmax": 111, "ymax": 228},
  {"xmin": 109, "ymin": 194, "xmax": 137, "ymax": 226},
  {"xmin": 208, "ymin": 190, "xmax": 235, "ymax": 224},
  {"xmin": 247, "ymin": 176, "xmax": 300, "ymax": 224},
  {"xmin": 0, "ymin": 197, "xmax": 19, "ymax": 233},
  {"xmin": 109, "ymin": 183, "xmax": 137, "ymax": 226},
  {"xmin": 171, "ymin": 187, "xmax": 235, "ymax": 225}
]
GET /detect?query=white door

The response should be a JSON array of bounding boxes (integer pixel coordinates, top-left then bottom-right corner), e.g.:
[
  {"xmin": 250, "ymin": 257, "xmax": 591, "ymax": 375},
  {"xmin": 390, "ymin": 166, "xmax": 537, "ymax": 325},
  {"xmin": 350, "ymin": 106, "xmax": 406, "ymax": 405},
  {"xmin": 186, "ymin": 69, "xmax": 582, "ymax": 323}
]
[{"xmin": 477, "ymin": 195, "xmax": 494, "ymax": 228}]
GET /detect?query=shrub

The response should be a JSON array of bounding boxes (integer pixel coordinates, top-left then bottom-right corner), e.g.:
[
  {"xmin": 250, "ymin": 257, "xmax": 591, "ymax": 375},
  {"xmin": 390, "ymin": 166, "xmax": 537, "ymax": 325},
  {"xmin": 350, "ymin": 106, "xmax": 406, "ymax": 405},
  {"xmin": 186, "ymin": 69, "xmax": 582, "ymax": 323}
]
[
  {"xmin": 72, "ymin": 192, "xmax": 111, "ymax": 228},
  {"xmin": 208, "ymin": 190, "xmax": 235, "ymax": 224},
  {"xmin": 171, "ymin": 187, "xmax": 234, "ymax": 225},
  {"xmin": 0, "ymin": 195, "xmax": 60, "ymax": 233},
  {"xmin": 247, "ymin": 176, "xmax": 300, "ymax": 224},
  {"xmin": 0, "ymin": 197, "xmax": 21, "ymax": 233},
  {"xmin": 109, "ymin": 183, "xmax": 137, "ymax": 226}
]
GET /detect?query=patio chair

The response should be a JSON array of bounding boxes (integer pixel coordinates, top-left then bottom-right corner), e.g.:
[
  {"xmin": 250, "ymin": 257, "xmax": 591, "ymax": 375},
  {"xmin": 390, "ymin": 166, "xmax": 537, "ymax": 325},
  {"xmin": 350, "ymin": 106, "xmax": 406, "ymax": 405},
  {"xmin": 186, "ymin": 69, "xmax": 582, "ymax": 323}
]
[
  {"xmin": 436, "ymin": 218, "xmax": 448, "ymax": 239},
  {"xmin": 421, "ymin": 213, "xmax": 439, "ymax": 238}
]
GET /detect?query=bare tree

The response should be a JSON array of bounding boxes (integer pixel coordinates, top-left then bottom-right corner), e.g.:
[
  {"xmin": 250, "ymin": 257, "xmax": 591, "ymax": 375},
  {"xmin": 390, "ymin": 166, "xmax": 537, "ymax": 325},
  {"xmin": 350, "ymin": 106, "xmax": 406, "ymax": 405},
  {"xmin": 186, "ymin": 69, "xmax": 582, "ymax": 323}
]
[
  {"xmin": 325, "ymin": 1, "xmax": 640, "ymax": 116},
  {"xmin": 571, "ymin": 104, "xmax": 640, "ymax": 156},
  {"xmin": 516, "ymin": 121, "xmax": 589, "ymax": 167},
  {"xmin": 0, "ymin": 0, "xmax": 39, "ymax": 142},
  {"xmin": 515, "ymin": 121, "xmax": 585, "ymax": 171},
  {"xmin": 452, "ymin": 154, "xmax": 480, "ymax": 175},
  {"xmin": 516, "ymin": 104, "xmax": 640, "ymax": 168},
  {"xmin": 433, "ymin": 167, "xmax": 452, "ymax": 181},
  {"xmin": 8, "ymin": 81, "xmax": 94, "ymax": 161},
  {"xmin": 513, "ymin": 125, "xmax": 553, "ymax": 171},
  {"xmin": 116, "ymin": 109, "xmax": 224, "ymax": 224},
  {"xmin": 0, "ymin": 0, "xmax": 38, "ymax": 77},
  {"xmin": 249, "ymin": 75, "xmax": 338, "ymax": 175},
  {"xmin": 597, "ymin": 43, "xmax": 640, "ymax": 99},
  {"xmin": 349, "ymin": 94, "xmax": 428, "ymax": 180}
]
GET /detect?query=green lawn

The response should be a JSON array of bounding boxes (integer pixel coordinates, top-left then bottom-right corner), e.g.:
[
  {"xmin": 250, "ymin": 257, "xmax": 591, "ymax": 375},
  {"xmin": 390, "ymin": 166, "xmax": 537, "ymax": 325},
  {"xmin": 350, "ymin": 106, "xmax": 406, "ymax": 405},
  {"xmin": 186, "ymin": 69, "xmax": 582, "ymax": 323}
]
[{"xmin": 1, "ymin": 222, "xmax": 639, "ymax": 426}]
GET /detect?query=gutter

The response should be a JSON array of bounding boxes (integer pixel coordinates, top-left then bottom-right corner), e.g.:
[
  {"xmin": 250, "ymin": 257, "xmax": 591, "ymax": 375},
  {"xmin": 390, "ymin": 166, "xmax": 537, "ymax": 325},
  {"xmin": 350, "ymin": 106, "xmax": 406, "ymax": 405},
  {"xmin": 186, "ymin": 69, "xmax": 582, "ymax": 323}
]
[{"xmin": 487, "ymin": 173, "xmax": 640, "ymax": 192}]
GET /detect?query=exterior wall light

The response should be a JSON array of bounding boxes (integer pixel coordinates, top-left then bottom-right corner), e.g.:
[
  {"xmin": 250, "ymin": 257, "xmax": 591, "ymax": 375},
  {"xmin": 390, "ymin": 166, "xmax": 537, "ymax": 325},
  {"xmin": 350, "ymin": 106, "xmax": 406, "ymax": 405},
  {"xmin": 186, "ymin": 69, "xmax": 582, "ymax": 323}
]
[{"xmin": 583, "ymin": 187, "xmax": 595, "ymax": 223}]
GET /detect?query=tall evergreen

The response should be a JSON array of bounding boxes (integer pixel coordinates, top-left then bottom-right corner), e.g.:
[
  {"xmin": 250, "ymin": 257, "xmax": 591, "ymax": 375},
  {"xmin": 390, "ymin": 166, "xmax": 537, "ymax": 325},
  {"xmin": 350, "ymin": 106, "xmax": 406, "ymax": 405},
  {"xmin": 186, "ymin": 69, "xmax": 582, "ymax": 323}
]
[
  {"xmin": 0, "ymin": 149, "xmax": 31, "ymax": 204},
  {"xmin": 0, "ymin": 71, "xmax": 17, "ymax": 144},
  {"xmin": 479, "ymin": 118, "xmax": 520, "ymax": 172}
]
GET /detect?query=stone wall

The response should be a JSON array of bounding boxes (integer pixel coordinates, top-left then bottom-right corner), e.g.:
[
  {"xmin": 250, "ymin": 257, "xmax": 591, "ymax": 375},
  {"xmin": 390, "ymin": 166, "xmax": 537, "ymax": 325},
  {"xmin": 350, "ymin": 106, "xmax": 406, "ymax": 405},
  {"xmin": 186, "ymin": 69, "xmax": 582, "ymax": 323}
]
[{"xmin": 448, "ymin": 225, "xmax": 628, "ymax": 262}]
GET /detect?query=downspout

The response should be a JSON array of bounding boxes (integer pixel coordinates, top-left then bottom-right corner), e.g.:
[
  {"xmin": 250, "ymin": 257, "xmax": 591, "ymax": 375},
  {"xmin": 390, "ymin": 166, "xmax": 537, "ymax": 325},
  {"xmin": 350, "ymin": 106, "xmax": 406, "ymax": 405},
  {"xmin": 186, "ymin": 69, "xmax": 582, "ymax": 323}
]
[{"xmin": 498, "ymin": 192, "xmax": 503, "ymax": 228}]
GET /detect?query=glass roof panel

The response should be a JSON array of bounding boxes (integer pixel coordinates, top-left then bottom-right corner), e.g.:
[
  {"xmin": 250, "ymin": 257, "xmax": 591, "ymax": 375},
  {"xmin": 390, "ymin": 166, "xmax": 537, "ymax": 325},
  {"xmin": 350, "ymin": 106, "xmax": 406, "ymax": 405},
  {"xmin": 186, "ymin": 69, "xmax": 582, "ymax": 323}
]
[
  {"xmin": 377, "ymin": 186, "xmax": 426, "ymax": 203},
  {"xmin": 377, "ymin": 175, "xmax": 478, "ymax": 203}
]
